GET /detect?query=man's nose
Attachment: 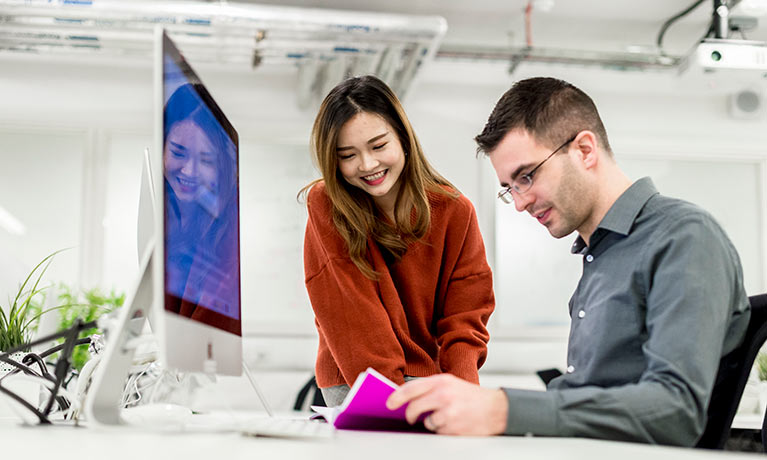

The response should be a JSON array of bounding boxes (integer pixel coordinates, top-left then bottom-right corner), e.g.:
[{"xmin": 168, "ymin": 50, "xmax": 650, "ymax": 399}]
[{"xmin": 513, "ymin": 192, "xmax": 534, "ymax": 213}]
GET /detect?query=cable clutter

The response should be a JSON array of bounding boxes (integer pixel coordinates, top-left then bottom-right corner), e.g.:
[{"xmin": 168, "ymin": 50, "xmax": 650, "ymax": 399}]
[
  {"xmin": 0, "ymin": 310, "xmax": 208, "ymax": 426},
  {"xmin": 0, "ymin": 319, "xmax": 97, "ymax": 424}
]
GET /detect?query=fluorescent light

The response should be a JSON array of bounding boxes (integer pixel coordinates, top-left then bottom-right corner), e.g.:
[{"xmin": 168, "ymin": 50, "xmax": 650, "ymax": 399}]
[{"xmin": 0, "ymin": 206, "xmax": 26, "ymax": 236}]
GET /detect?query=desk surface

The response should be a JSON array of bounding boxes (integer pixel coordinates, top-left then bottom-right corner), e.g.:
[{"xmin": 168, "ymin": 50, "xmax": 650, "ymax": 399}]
[
  {"xmin": 733, "ymin": 413, "xmax": 763, "ymax": 430},
  {"xmin": 1, "ymin": 419, "xmax": 762, "ymax": 460}
]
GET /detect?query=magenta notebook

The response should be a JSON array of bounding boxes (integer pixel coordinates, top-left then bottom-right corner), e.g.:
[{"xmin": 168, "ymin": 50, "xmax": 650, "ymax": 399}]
[{"xmin": 311, "ymin": 368, "xmax": 429, "ymax": 432}]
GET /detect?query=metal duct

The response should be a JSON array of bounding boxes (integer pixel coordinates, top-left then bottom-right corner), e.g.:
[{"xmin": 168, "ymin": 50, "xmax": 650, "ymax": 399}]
[{"xmin": 0, "ymin": 0, "xmax": 447, "ymax": 104}]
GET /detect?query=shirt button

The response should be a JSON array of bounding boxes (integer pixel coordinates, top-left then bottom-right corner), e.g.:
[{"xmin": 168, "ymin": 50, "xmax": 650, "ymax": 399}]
[
  {"xmin": 578, "ymin": 310, "xmax": 586, "ymax": 318},
  {"xmin": 586, "ymin": 254, "xmax": 594, "ymax": 262},
  {"xmin": 566, "ymin": 365, "xmax": 575, "ymax": 373}
]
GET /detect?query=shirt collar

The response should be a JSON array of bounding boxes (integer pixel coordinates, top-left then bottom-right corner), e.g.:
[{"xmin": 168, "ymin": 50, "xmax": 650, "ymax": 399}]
[{"xmin": 570, "ymin": 177, "xmax": 658, "ymax": 254}]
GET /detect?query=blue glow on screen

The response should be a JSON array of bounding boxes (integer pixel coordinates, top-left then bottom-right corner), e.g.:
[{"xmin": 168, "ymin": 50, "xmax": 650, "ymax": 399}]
[{"xmin": 163, "ymin": 55, "xmax": 240, "ymax": 322}]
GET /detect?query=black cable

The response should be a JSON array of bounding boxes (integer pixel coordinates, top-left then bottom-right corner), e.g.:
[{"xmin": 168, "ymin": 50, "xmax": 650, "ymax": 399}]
[
  {"xmin": 2, "ymin": 351, "xmax": 71, "ymax": 414},
  {"xmin": 64, "ymin": 369, "xmax": 78, "ymax": 388},
  {"xmin": 0, "ymin": 380, "xmax": 50, "ymax": 424},
  {"xmin": 21, "ymin": 353, "xmax": 70, "ymax": 411},
  {"xmin": 0, "ymin": 355, "xmax": 53, "ymax": 423},
  {"xmin": 38, "ymin": 338, "xmax": 91, "ymax": 359},
  {"xmin": 0, "ymin": 321, "xmax": 97, "ymax": 421},
  {"xmin": 43, "ymin": 320, "xmax": 82, "ymax": 416},
  {"xmin": 0, "ymin": 356, "xmax": 45, "ymax": 380},
  {"xmin": 0, "ymin": 320, "xmax": 97, "ymax": 358},
  {"xmin": 657, "ymin": 0, "xmax": 708, "ymax": 55},
  {"xmin": 22, "ymin": 353, "xmax": 57, "ymax": 382}
]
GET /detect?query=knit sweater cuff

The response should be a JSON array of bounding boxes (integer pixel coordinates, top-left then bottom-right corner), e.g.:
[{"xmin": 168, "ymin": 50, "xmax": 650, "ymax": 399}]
[
  {"xmin": 501, "ymin": 388, "xmax": 559, "ymax": 436},
  {"xmin": 442, "ymin": 342, "xmax": 482, "ymax": 384}
]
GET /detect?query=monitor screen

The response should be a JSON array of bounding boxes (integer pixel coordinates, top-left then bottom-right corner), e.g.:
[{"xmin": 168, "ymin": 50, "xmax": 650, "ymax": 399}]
[
  {"xmin": 84, "ymin": 30, "xmax": 244, "ymax": 425},
  {"xmin": 161, "ymin": 33, "xmax": 241, "ymax": 337}
]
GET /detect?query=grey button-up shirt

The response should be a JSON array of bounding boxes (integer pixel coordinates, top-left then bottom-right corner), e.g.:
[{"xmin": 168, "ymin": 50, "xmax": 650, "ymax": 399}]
[{"xmin": 502, "ymin": 177, "xmax": 750, "ymax": 446}]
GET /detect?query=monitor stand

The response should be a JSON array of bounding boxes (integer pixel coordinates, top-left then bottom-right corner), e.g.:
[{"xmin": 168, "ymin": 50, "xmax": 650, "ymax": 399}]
[
  {"xmin": 84, "ymin": 242, "xmax": 274, "ymax": 426},
  {"xmin": 242, "ymin": 359, "xmax": 273, "ymax": 417},
  {"xmin": 84, "ymin": 242, "xmax": 154, "ymax": 426}
]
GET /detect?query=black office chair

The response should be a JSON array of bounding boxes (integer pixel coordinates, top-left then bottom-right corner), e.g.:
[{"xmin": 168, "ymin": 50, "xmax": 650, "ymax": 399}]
[
  {"xmin": 696, "ymin": 293, "xmax": 767, "ymax": 450},
  {"xmin": 293, "ymin": 375, "xmax": 325, "ymax": 411}
]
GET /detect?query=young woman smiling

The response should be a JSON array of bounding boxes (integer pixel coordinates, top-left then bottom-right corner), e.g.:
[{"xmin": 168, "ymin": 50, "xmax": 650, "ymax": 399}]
[{"xmin": 300, "ymin": 75, "xmax": 495, "ymax": 407}]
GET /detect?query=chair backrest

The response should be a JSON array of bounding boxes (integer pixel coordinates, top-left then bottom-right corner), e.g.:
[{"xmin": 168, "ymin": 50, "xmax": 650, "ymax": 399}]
[
  {"xmin": 696, "ymin": 293, "xmax": 767, "ymax": 449},
  {"xmin": 293, "ymin": 375, "xmax": 325, "ymax": 411}
]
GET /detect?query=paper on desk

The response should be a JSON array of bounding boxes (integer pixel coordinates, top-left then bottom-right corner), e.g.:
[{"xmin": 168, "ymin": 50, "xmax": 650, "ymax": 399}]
[{"xmin": 311, "ymin": 368, "xmax": 429, "ymax": 432}]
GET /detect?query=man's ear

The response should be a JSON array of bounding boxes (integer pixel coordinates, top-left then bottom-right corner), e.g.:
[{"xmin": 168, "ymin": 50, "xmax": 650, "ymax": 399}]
[{"xmin": 572, "ymin": 130, "xmax": 599, "ymax": 170}]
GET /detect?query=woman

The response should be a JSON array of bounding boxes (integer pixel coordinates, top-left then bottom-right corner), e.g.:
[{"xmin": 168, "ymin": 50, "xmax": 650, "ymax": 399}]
[
  {"xmin": 163, "ymin": 83, "xmax": 239, "ymax": 323},
  {"xmin": 301, "ymin": 75, "xmax": 495, "ymax": 406}
]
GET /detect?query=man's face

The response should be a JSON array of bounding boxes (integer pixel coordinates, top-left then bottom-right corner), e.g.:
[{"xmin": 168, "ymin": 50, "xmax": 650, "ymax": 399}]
[{"xmin": 489, "ymin": 129, "xmax": 594, "ymax": 239}]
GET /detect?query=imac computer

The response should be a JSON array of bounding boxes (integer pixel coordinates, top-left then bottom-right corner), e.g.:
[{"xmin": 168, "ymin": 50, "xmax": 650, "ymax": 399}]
[{"xmin": 85, "ymin": 27, "xmax": 243, "ymax": 425}]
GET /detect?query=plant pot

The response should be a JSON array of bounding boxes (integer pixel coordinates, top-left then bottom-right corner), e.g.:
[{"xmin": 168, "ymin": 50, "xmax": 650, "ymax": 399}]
[{"xmin": 0, "ymin": 351, "xmax": 42, "ymax": 421}]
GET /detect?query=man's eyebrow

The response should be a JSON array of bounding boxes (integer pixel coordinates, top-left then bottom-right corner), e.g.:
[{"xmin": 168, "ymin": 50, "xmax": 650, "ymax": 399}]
[{"xmin": 509, "ymin": 162, "xmax": 535, "ymax": 182}]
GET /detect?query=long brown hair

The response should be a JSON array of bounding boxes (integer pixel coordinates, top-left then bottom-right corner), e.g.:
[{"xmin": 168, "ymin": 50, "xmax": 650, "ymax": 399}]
[{"xmin": 299, "ymin": 75, "xmax": 456, "ymax": 279}]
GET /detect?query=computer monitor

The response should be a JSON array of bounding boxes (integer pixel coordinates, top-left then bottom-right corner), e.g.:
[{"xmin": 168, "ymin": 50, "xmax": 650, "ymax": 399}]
[
  {"xmin": 153, "ymin": 28, "xmax": 242, "ymax": 376},
  {"xmin": 85, "ymin": 27, "xmax": 242, "ymax": 425}
]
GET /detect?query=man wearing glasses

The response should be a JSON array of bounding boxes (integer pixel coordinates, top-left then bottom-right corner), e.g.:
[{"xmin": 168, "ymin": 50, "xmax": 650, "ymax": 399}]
[{"xmin": 387, "ymin": 77, "xmax": 750, "ymax": 446}]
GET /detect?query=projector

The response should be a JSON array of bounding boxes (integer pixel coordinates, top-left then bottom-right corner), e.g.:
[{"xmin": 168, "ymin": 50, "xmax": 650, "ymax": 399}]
[{"xmin": 679, "ymin": 38, "xmax": 767, "ymax": 74}]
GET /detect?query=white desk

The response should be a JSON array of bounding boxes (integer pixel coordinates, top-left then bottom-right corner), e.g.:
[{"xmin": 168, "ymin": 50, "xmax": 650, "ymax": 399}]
[
  {"xmin": 1, "ymin": 420, "xmax": 761, "ymax": 460},
  {"xmin": 733, "ymin": 413, "xmax": 763, "ymax": 430}
]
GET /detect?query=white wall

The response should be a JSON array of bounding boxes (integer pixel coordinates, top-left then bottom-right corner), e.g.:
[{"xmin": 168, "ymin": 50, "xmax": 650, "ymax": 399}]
[{"xmin": 1, "ymin": 51, "xmax": 766, "ymax": 409}]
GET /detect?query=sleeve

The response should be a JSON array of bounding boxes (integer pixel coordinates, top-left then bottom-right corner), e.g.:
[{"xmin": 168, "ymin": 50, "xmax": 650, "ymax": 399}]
[
  {"xmin": 435, "ymin": 198, "xmax": 495, "ymax": 384},
  {"xmin": 501, "ymin": 212, "xmax": 746, "ymax": 446},
  {"xmin": 304, "ymin": 187, "xmax": 407, "ymax": 386}
]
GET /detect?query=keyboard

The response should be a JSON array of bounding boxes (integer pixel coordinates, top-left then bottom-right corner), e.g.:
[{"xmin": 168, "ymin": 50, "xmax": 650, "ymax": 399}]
[{"xmin": 240, "ymin": 417, "xmax": 335, "ymax": 439}]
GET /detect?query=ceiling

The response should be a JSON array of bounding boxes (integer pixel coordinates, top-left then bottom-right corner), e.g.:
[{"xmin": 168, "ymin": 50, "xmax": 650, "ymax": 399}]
[
  {"xmin": 4, "ymin": 0, "xmax": 766, "ymax": 103},
  {"xmin": 244, "ymin": 0, "xmax": 767, "ymax": 56}
]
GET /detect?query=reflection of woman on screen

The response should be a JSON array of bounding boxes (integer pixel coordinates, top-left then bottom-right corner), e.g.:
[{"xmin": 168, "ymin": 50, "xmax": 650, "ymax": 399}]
[{"xmin": 163, "ymin": 83, "xmax": 239, "ymax": 322}]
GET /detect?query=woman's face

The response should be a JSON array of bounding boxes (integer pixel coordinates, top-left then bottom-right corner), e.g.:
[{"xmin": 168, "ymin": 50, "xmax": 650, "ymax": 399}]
[
  {"xmin": 164, "ymin": 119, "xmax": 218, "ymax": 203},
  {"xmin": 336, "ymin": 112, "xmax": 406, "ymax": 211}
]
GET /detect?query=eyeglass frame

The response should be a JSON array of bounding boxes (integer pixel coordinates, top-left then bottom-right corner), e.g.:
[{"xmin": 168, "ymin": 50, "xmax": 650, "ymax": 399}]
[{"xmin": 496, "ymin": 134, "xmax": 578, "ymax": 204}]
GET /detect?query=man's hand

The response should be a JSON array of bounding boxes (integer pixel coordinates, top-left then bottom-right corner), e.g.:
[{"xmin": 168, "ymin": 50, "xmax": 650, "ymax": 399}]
[{"xmin": 386, "ymin": 374, "xmax": 508, "ymax": 436}]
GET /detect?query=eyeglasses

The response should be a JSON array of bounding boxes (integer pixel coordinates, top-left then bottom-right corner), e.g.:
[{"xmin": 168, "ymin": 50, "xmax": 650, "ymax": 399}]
[{"xmin": 497, "ymin": 135, "xmax": 577, "ymax": 204}]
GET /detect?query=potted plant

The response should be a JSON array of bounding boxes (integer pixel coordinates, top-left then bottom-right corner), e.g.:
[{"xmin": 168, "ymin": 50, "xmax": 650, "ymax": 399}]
[
  {"xmin": 1, "ymin": 250, "xmax": 124, "ymax": 420},
  {"xmin": 0, "ymin": 250, "xmax": 68, "ymax": 416},
  {"xmin": 0, "ymin": 251, "xmax": 64, "ymax": 356}
]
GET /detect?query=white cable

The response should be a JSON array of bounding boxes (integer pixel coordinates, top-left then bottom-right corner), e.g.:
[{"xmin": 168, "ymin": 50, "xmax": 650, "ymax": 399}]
[
  {"xmin": 1, "ymin": 373, "xmax": 81, "ymax": 421},
  {"xmin": 121, "ymin": 362, "xmax": 157, "ymax": 406}
]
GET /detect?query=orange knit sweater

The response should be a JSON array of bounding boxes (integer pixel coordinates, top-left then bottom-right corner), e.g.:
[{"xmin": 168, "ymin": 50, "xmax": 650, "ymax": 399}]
[{"xmin": 303, "ymin": 182, "xmax": 495, "ymax": 388}]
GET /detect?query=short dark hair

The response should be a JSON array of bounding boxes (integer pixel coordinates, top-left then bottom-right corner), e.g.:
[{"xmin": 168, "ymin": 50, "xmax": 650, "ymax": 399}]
[{"xmin": 474, "ymin": 77, "xmax": 612, "ymax": 156}]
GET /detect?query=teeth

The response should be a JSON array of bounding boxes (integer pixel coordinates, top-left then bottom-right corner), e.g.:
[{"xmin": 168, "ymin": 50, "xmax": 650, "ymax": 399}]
[
  {"xmin": 178, "ymin": 177, "xmax": 197, "ymax": 187},
  {"xmin": 362, "ymin": 170, "xmax": 386, "ymax": 181}
]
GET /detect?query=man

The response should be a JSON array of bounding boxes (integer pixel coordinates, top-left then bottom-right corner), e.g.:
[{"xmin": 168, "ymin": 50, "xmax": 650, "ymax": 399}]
[{"xmin": 386, "ymin": 77, "xmax": 751, "ymax": 446}]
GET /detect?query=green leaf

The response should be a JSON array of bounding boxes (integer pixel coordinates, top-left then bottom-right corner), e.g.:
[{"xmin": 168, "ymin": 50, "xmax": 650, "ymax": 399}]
[{"xmin": 0, "ymin": 249, "xmax": 69, "ymax": 351}]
